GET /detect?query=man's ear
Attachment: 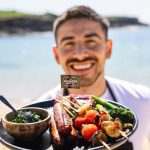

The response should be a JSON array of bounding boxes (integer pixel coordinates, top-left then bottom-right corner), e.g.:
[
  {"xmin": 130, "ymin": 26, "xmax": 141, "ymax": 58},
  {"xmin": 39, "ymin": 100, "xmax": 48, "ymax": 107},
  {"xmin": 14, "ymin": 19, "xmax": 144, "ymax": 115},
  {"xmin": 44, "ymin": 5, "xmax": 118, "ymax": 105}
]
[
  {"xmin": 52, "ymin": 46, "xmax": 60, "ymax": 64},
  {"xmin": 106, "ymin": 39, "xmax": 112, "ymax": 59}
]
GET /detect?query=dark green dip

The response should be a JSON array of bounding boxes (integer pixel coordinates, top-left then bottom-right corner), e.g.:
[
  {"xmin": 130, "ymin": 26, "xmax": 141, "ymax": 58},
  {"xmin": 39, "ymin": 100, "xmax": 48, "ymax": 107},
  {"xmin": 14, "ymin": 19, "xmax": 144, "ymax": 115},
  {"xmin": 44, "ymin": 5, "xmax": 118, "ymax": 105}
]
[{"xmin": 10, "ymin": 110, "xmax": 41, "ymax": 123}]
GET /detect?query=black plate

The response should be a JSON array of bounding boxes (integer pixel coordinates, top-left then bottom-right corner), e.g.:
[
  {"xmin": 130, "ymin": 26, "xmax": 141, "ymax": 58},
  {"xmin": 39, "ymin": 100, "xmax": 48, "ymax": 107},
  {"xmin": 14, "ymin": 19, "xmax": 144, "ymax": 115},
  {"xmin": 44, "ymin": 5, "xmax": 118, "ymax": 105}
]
[{"xmin": 0, "ymin": 100, "xmax": 138, "ymax": 150}]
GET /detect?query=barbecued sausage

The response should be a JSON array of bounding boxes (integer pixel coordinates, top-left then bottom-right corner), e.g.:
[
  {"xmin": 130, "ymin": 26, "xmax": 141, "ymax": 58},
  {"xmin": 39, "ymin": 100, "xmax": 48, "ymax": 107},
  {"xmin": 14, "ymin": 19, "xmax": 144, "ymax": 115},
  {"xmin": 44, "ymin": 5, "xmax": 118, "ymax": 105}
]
[
  {"xmin": 53, "ymin": 102, "xmax": 72, "ymax": 135},
  {"xmin": 50, "ymin": 115, "xmax": 65, "ymax": 149}
]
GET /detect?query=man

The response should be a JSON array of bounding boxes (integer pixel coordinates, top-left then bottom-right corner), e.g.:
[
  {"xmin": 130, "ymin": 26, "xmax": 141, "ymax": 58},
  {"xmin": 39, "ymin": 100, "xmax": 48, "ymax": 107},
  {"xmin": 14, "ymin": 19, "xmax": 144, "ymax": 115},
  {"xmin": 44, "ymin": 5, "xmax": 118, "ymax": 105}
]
[{"xmin": 37, "ymin": 6, "xmax": 150, "ymax": 150}]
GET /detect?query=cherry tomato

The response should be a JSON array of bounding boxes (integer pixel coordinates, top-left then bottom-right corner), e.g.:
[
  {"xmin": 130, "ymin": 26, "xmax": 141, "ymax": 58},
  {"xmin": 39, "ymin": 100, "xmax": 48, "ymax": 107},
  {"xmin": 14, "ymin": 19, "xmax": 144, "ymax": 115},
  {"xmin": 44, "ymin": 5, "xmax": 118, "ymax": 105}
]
[
  {"xmin": 74, "ymin": 116, "xmax": 87, "ymax": 129},
  {"xmin": 81, "ymin": 124, "xmax": 98, "ymax": 142},
  {"xmin": 85, "ymin": 110, "xmax": 100, "ymax": 124}
]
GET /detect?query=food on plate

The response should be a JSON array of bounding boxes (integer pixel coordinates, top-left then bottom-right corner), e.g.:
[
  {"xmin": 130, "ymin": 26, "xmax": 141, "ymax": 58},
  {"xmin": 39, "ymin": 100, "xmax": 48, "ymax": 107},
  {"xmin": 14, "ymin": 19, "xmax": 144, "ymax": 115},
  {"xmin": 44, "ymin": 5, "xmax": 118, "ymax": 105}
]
[
  {"xmin": 78, "ymin": 103, "xmax": 93, "ymax": 116},
  {"xmin": 81, "ymin": 124, "xmax": 98, "ymax": 142},
  {"xmin": 85, "ymin": 110, "xmax": 100, "ymax": 124},
  {"xmin": 74, "ymin": 116, "xmax": 87, "ymax": 130},
  {"xmin": 50, "ymin": 94, "xmax": 136, "ymax": 149},
  {"xmin": 53, "ymin": 102, "xmax": 72, "ymax": 135},
  {"xmin": 9, "ymin": 110, "xmax": 41, "ymax": 123},
  {"xmin": 91, "ymin": 95, "xmax": 134, "ymax": 123},
  {"xmin": 50, "ymin": 115, "xmax": 65, "ymax": 149},
  {"xmin": 101, "ymin": 118, "xmax": 123, "ymax": 138},
  {"xmin": 67, "ymin": 124, "xmax": 78, "ymax": 141},
  {"xmin": 92, "ymin": 130, "xmax": 108, "ymax": 146}
]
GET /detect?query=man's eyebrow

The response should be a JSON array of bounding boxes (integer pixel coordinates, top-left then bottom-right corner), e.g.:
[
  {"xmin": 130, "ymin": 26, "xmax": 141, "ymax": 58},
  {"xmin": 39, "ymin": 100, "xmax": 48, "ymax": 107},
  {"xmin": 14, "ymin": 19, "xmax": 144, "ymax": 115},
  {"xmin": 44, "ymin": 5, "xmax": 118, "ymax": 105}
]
[
  {"xmin": 60, "ymin": 36, "xmax": 74, "ymax": 44},
  {"xmin": 85, "ymin": 33, "xmax": 101, "ymax": 39}
]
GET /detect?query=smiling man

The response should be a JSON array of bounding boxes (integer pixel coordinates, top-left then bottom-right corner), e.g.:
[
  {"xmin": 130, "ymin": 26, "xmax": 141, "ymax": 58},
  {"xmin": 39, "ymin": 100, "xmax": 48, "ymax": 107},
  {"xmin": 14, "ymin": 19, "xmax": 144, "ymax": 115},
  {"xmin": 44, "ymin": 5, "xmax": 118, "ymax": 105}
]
[
  {"xmin": 36, "ymin": 6, "xmax": 150, "ymax": 150},
  {"xmin": 52, "ymin": 9, "xmax": 112, "ymax": 97}
]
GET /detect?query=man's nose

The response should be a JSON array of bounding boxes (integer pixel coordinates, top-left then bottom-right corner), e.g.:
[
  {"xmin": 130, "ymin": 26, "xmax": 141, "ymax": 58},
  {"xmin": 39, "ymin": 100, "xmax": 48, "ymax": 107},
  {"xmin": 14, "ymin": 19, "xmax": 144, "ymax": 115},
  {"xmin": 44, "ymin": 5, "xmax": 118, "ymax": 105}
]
[{"xmin": 73, "ymin": 44, "xmax": 89, "ymax": 59}]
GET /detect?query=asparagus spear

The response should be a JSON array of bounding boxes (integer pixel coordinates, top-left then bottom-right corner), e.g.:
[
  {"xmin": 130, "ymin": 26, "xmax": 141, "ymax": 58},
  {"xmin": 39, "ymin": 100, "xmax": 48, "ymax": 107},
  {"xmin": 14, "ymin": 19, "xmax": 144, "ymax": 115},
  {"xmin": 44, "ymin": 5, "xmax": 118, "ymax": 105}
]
[{"xmin": 91, "ymin": 95, "xmax": 118, "ymax": 109}]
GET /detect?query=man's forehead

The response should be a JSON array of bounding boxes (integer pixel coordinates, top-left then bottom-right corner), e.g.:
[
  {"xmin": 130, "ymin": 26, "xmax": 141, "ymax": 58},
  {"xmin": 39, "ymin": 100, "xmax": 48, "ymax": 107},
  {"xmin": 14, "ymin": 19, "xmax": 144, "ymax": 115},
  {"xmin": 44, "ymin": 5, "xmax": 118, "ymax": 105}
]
[{"xmin": 57, "ymin": 18, "xmax": 104, "ymax": 38}]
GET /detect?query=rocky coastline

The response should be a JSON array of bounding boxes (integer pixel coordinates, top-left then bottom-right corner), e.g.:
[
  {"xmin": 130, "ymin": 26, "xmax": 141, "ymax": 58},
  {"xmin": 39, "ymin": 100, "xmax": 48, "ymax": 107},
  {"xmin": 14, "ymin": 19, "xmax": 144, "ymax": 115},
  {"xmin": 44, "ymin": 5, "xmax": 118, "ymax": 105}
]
[{"xmin": 0, "ymin": 12, "xmax": 149, "ymax": 35}]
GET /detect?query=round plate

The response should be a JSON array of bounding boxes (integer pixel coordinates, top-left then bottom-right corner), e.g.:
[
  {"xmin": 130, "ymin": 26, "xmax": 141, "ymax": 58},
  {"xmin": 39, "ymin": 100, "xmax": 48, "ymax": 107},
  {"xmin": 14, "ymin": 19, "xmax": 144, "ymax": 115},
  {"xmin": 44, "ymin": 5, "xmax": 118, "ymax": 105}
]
[{"xmin": 0, "ymin": 99, "xmax": 138, "ymax": 150}]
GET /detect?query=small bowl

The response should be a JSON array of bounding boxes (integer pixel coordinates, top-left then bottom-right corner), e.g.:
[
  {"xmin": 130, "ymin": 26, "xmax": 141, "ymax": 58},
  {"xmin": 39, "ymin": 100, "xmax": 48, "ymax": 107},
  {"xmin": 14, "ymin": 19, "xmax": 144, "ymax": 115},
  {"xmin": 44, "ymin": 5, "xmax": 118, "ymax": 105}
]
[{"xmin": 1, "ymin": 107, "xmax": 51, "ymax": 140}]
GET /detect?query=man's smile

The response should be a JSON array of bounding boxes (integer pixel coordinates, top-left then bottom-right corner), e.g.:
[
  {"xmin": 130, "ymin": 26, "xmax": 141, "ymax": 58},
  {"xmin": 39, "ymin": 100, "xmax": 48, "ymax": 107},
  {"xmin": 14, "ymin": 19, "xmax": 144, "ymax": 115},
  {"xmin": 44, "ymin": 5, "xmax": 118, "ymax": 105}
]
[
  {"xmin": 68, "ymin": 60, "xmax": 96, "ymax": 74},
  {"xmin": 72, "ymin": 63, "xmax": 93, "ymax": 70}
]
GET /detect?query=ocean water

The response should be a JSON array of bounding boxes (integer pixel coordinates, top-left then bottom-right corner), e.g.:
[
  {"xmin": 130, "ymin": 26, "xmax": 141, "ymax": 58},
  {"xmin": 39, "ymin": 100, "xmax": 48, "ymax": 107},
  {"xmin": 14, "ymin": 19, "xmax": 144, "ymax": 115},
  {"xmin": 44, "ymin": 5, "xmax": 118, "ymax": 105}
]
[{"xmin": 0, "ymin": 27, "xmax": 150, "ymax": 103}]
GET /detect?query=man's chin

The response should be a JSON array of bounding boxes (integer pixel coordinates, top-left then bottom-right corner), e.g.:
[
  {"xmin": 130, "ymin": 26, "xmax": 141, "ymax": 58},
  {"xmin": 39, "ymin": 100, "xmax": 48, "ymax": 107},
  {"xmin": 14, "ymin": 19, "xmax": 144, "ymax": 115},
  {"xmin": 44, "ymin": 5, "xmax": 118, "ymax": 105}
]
[
  {"xmin": 80, "ymin": 79, "xmax": 96, "ymax": 87},
  {"xmin": 79, "ymin": 72, "xmax": 101, "ymax": 87}
]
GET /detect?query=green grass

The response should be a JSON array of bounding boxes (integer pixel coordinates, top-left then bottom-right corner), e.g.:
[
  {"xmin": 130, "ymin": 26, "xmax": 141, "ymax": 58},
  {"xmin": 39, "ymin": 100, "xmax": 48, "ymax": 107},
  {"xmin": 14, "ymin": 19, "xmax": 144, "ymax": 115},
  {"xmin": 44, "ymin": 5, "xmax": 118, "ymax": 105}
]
[{"xmin": 0, "ymin": 11, "xmax": 30, "ymax": 18}]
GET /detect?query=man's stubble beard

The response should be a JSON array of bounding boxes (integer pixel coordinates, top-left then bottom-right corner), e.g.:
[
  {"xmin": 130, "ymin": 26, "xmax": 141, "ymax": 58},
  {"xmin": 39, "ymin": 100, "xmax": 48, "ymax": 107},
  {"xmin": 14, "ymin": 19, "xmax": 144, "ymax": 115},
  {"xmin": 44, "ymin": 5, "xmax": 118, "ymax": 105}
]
[{"xmin": 80, "ymin": 71, "xmax": 102, "ymax": 87}]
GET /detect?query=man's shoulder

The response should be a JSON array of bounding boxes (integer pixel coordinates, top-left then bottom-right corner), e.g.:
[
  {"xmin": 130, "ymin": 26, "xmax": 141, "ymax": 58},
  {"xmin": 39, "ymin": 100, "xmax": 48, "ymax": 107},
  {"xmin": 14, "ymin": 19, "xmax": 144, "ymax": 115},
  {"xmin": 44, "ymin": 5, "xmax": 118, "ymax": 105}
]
[{"xmin": 106, "ymin": 76, "xmax": 150, "ymax": 100}]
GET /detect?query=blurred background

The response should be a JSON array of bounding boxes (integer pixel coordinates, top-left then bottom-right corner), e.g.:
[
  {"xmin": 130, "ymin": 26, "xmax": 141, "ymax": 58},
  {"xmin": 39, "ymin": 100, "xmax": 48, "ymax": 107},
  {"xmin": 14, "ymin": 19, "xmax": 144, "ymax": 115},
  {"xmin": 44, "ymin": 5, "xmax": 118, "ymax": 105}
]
[{"xmin": 0, "ymin": 0, "xmax": 150, "ymax": 105}]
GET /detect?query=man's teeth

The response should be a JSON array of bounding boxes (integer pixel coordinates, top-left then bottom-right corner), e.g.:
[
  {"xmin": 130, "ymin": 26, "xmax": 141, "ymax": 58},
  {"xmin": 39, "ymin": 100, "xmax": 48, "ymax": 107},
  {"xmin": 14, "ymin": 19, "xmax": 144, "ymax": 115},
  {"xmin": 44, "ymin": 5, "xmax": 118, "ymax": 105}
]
[{"xmin": 73, "ymin": 64, "xmax": 92, "ymax": 70}]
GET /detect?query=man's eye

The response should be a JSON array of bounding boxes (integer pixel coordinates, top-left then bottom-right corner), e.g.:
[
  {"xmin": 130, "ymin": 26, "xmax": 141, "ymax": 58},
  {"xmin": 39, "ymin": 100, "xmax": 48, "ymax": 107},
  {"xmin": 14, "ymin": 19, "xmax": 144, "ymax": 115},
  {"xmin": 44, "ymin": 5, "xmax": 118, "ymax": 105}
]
[
  {"xmin": 86, "ymin": 40, "xmax": 97, "ymax": 48},
  {"xmin": 64, "ymin": 42, "xmax": 75, "ymax": 49}
]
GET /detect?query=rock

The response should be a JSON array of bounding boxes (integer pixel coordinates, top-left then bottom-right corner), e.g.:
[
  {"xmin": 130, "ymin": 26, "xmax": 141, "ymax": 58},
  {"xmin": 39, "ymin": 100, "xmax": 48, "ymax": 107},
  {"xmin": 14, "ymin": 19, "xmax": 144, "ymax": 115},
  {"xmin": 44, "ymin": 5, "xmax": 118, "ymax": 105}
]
[
  {"xmin": 0, "ymin": 13, "xmax": 57, "ymax": 34},
  {"xmin": 108, "ymin": 16, "xmax": 148, "ymax": 27},
  {"xmin": 0, "ymin": 12, "xmax": 149, "ymax": 34}
]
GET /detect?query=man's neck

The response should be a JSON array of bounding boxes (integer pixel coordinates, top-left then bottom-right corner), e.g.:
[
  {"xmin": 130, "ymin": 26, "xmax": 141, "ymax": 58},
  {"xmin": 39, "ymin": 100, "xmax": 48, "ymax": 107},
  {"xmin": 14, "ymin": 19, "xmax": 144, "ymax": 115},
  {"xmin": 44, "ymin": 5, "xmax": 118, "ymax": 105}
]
[{"xmin": 68, "ymin": 75, "xmax": 106, "ymax": 97}]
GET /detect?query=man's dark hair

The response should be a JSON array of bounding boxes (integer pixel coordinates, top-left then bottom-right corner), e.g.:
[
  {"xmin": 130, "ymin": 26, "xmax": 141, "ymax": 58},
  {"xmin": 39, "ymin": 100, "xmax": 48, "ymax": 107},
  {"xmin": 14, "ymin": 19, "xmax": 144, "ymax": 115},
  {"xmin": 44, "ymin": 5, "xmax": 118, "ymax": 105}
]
[{"xmin": 53, "ymin": 5, "xmax": 110, "ymax": 42}]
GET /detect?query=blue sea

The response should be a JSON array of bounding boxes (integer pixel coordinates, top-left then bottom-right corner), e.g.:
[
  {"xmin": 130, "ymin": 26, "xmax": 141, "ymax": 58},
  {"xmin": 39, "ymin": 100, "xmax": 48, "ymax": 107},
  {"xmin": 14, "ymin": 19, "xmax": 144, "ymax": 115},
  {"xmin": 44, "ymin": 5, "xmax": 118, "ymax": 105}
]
[{"xmin": 0, "ymin": 27, "xmax": 150, "ymax": 103}]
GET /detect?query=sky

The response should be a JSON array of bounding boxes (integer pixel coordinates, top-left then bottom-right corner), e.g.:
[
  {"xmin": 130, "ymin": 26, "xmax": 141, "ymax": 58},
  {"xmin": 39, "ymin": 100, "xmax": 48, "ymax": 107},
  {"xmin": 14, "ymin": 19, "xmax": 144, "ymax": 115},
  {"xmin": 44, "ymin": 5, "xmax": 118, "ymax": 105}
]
[{"xmin": 0, "ymin": 0, "xmax": 150, "ymax": 24}]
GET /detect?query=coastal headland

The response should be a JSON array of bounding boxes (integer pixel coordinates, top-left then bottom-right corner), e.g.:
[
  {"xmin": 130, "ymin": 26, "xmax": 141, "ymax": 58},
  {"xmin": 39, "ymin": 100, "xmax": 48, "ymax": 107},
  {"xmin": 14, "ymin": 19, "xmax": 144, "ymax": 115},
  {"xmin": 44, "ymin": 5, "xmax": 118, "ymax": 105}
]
[{"xmin": 0, "ymin": 11, "xmax": 149, "ymax": 34}]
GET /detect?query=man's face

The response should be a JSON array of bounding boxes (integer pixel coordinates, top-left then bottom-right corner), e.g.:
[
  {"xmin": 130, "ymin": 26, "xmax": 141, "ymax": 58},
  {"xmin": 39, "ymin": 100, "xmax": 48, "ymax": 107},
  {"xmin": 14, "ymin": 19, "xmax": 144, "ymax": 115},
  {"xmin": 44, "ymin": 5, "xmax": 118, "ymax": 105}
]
[{"xmin": 53, "ymin": 18, "xmax": 112, "ymax": 87}]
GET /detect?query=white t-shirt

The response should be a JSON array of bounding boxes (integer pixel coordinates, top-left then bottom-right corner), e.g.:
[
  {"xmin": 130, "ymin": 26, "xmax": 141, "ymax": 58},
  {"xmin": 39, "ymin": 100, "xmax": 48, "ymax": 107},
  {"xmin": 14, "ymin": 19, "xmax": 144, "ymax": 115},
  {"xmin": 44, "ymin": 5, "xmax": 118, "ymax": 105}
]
[{"xmin": 35, "ymin": 76, "xmax": 150, "ymax": 150}]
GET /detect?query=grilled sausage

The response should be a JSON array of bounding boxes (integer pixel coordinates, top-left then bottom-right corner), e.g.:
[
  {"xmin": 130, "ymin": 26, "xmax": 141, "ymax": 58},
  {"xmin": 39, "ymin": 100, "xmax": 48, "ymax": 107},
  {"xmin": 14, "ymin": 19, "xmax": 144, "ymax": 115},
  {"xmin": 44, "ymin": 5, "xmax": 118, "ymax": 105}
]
[
  {"xmin": 53, "ymin": 102, "xmax": 72, "ymax": 135},
  {"xmin": 50, "ymin": 115, "xmax": 65, "ymax": 149}
]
